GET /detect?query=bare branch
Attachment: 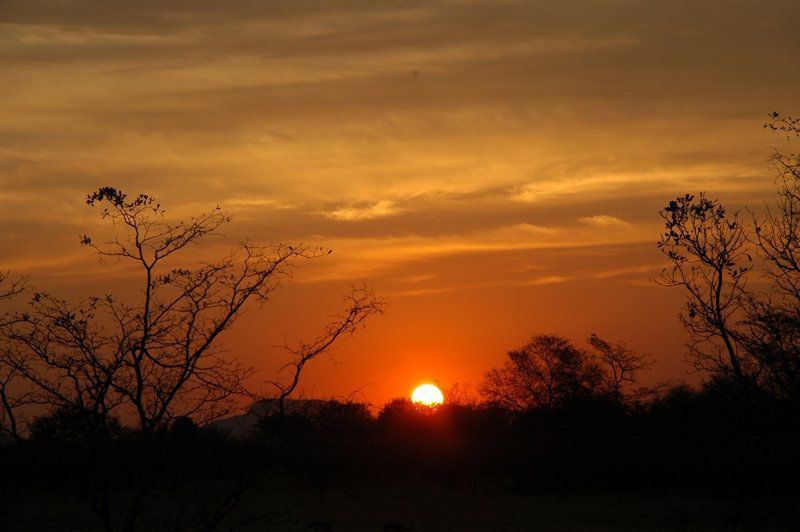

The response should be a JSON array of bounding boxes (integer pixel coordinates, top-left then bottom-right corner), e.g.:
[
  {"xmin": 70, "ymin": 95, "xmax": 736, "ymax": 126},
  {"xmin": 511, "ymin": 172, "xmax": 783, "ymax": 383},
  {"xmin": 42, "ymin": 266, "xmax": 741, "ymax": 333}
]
[{"xmin": 265, "ymin": 284, "xmax": 384, "ymax": 414}]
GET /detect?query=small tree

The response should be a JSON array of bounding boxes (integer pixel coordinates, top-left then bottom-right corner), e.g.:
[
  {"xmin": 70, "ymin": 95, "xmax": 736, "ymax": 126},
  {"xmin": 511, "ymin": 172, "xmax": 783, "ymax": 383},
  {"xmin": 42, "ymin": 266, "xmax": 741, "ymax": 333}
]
[
  {"xmin": 480, "ymin": 335, "xmax": 603, "ymax": 411},
  {"xmin": 480, "ymin": 334, "xmax": 653, "ymax": 411}
]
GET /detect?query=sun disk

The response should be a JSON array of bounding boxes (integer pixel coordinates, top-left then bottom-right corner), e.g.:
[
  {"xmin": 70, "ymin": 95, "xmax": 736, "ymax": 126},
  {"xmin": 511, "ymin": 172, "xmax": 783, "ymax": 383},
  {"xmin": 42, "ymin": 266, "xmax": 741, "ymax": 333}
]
[{"xmin": 411, "ymin": 383, "xmax": 444, "ymax": 406}]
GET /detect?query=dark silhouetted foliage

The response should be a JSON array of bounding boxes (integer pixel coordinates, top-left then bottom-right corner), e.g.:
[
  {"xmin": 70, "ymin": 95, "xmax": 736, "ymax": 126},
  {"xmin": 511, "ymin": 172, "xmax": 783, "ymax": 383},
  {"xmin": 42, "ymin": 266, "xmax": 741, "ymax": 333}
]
[
  {"xmin": 659, "ymin": 113, "xmax": 800, "ymax": 399},
  {"xmin": 480, "ymin": 334, "xmax": 653, "ymax": 412}
]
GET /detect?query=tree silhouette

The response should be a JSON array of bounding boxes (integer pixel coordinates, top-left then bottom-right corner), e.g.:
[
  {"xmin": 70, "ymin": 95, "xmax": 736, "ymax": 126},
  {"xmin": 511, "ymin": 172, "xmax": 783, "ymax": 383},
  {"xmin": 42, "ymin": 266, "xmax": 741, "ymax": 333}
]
[
  {"xmin": 480, "ymin": 334, "xmax": 653, "ymax": 412},
  {"xmin": 0, "ymin": 187, "xmax": 382, "ymax": 531},
  {"xmin": 480, "ymin": 335, "xmax": 602, "ymax": 411},
  {"xmin": 659, "ymin": 113, "xmax": 800, "ymax": 397},
  {"xmin": 0, "ymin": 272, "xmax": 29, "ymax": 442},
  {"xmin": 657, "ymin": 193, "xmax": 752, "ymax": 383},
  {"xmin": 587, "ymin": 333, "xmax": 656, "ymax": 403},
  {"xmin": 747, "ymin": 113, "xmax": 800, "ymax": 398}
]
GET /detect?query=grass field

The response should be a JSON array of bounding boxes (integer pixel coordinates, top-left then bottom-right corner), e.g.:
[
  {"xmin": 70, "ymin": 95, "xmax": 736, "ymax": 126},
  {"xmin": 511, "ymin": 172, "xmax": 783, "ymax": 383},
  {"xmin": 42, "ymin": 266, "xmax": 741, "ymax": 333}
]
[{"xmin": 5, "ymin": 481, "xmax": 800, "ymax": 531}]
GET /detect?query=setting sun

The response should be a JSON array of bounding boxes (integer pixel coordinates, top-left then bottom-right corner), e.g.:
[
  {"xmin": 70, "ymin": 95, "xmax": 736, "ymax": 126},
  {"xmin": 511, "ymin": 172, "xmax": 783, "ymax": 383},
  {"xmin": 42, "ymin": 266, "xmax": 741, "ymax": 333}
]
[{"xmin": 411, "ymin": 384, "xmax": 445, "ymax": 406}]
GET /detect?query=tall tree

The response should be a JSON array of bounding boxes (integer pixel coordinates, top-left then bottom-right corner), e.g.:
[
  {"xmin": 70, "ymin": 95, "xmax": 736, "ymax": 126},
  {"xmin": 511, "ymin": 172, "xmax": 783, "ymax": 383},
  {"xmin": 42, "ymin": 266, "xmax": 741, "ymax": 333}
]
[
  {"xmin": 745, "ymin": 113, "xmax": 800, "ymax": 397},
  {"xmin": 659, "ymin": 113, "xmax": 800, "ymax": 396},
  {"xmin": 0, "ymin": 187, "xmax": 382, "ymax": 530},
  {"xmin": 657, "ymin": 193, "xmax": 752, "ymax": 383}
]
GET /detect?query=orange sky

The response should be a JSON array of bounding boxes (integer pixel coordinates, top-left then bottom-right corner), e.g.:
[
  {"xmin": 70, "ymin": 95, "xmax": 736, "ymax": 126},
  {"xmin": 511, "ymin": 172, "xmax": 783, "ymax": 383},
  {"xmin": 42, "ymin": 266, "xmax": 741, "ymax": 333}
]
[{"xmin": 1, "ymin": 1, "xmax": 799, "ymax": 406}]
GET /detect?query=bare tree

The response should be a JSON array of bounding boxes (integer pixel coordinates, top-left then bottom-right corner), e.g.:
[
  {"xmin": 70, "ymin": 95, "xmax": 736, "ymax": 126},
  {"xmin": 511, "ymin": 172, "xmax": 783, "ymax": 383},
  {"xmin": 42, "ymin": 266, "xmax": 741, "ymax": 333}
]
[
  {"xmin": 659, "ymin": 113, "xmax": 800, "ymax": 397},
  {"xmin": 743, "ymin": 113, "xmax": 800, "ymax": 398},
  {"xmin": 0, "ymin": 272, "xmax": 31, "ymax": 442},
  {"xmin": 445, "ymin": 382, "xmax": 478, "ymax": 406},
  {"xmin": 0, "ymin": 187, "xmax": 382, "ymax": 531},
  {"xmin": 587, "ymin": 333, "xmax": 656, "ymax": 404},
  {"xmin": 756, "ymin": 113, "xmax": 800, "ymax": 303},
  {"xmin": 1, "ymin": 188, "xmax": 297, "ymax": 434},
  {"xmin": 657, "ymin": 193, "xmax": 753, "ymax": 383}
]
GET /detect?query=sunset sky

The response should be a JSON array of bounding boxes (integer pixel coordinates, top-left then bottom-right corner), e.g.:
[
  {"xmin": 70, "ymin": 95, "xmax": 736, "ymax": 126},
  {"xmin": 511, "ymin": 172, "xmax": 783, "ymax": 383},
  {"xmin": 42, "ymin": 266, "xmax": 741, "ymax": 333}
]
[{"xmin": 1, "ymin": 1, "xmax": 799, "ymax": 405}]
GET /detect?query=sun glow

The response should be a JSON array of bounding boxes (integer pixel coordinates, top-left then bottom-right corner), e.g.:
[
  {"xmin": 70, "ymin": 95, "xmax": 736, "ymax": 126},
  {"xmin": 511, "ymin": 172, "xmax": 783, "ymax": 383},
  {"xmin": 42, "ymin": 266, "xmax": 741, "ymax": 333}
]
[{"xmin": 411, "ymin": 384, "xmax": 444, "ymax": 406}]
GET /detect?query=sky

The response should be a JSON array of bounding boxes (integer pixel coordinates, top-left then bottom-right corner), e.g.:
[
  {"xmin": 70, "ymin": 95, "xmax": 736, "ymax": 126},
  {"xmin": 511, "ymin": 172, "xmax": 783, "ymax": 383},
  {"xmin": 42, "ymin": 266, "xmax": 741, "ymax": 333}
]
[{"xmin": 1, "ymin": 0, "xmax": 799, "ymax": 406}]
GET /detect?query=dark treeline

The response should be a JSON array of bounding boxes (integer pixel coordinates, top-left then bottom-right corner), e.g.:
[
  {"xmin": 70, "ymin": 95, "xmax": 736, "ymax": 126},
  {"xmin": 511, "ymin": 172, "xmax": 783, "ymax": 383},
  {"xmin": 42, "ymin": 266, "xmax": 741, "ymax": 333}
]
[
  {"xmin": 266, "ymin": 381, "xmax": 799, "ymax": 496},
  {"xmin": 3, "ymin": 374, "xmax": 798, "ymax": 525}
]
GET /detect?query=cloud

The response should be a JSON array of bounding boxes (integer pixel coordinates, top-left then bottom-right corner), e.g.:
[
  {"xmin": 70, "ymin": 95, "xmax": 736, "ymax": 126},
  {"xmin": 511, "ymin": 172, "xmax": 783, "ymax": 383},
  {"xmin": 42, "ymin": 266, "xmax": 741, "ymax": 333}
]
[
  {"xmin": 593, "ymin": 263, "xmax": 661, "ymax": 280},
  {"xmin": 326, "ymin": 200, "xmax": 399, "ymax": 221},
  {"xmin": 525, "ymin": 275, "xmax": 571, "ymax": 286},
  {"xmin": 0, "ymin": 0, "xmax": 796, "ymax": 286},
  {"xmin": 292, "ymin": 221, "xmax": 653, "ymax": 283},
  {"xmin": 578, "ymin": 215, "xmax": 630, "ymax": 227},
  {"xmin": 513, "ymin": 166, "xmax": 771, "ymax": 206}
]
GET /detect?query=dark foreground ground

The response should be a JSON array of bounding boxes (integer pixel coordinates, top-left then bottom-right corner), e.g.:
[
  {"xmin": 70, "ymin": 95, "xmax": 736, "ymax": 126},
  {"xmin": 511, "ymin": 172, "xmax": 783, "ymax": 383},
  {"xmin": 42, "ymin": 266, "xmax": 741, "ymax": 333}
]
[{"xmin": 5, "ymin": 482, "xmax": 800, "ymax": 531}]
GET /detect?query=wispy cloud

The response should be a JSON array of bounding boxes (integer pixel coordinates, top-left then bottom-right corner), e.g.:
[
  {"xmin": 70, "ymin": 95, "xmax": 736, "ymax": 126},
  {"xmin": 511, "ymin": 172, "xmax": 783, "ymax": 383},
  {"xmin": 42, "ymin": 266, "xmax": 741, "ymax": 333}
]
[
  {"xmin": 593, "ymin": 263, "xmax": 661, "ymax": 279},
  {"xmin": 578, "ymin": 215, "xmax": 630, "ymax": 227},
  {"xmin": 524, "ymin": 275, "xmax": 571, "ymax": 286},
  {"xmin": 326, "ymin": 200, "xmax": 399, "ymax": 221}
]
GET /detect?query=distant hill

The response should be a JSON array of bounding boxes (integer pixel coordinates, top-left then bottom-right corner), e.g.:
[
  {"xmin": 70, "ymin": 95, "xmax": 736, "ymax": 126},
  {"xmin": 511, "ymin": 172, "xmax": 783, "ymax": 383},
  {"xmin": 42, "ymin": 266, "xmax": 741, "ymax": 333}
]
[{"xmin": 211, "ymin": 398, "xmax": 330, "ymax": 438}]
